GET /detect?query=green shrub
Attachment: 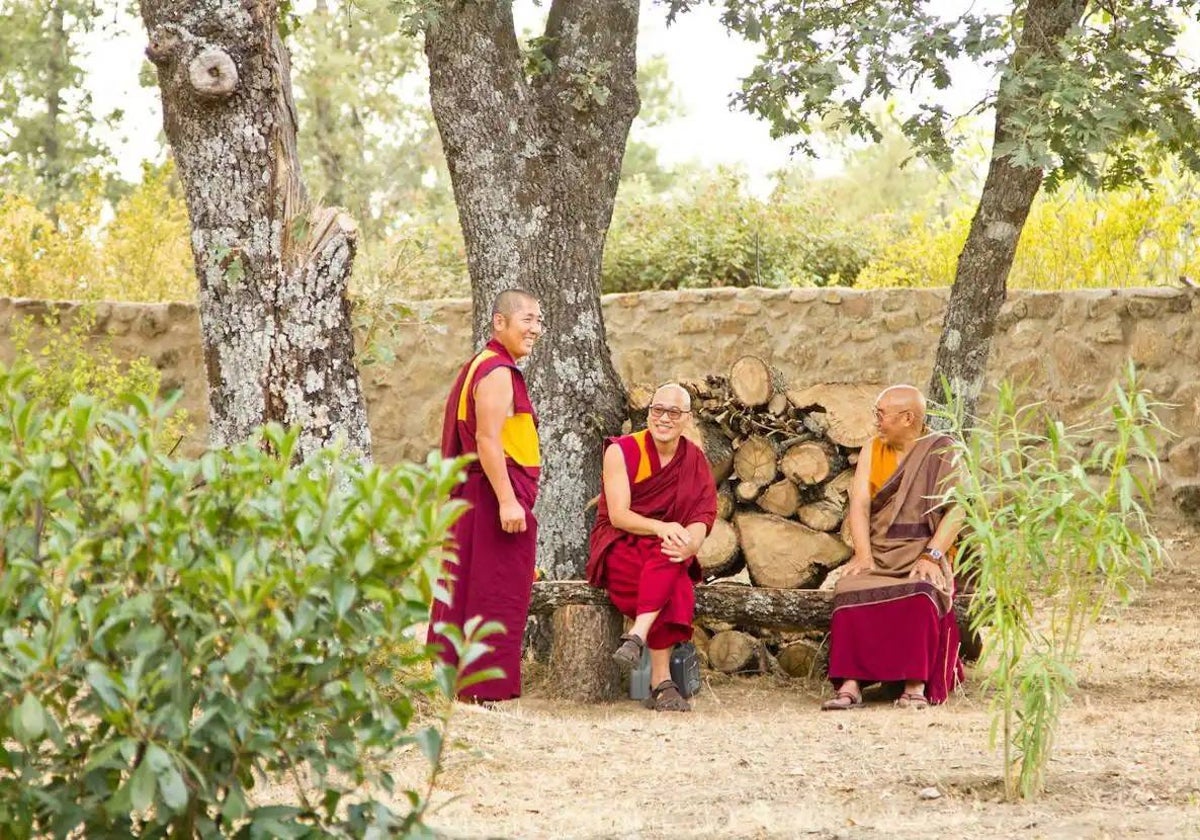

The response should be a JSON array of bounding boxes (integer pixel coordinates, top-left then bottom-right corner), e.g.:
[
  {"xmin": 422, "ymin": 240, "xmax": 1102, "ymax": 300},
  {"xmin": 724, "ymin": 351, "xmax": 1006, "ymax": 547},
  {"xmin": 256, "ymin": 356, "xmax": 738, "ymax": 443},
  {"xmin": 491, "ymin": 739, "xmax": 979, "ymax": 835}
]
[
  {"xmin": 944, "ymin": 364, "xmax": 1167, "ymax": 799},
  {"xmin": 601, "ymin": 170, "xmax": 878, "ymax": 292},
  {"xmin": 0, "ymin": 359, "xmax": 481, "ymax": 837},
  {"xmin": 10, "ymin": 307, "xmax": 192, "ymax": 449}
]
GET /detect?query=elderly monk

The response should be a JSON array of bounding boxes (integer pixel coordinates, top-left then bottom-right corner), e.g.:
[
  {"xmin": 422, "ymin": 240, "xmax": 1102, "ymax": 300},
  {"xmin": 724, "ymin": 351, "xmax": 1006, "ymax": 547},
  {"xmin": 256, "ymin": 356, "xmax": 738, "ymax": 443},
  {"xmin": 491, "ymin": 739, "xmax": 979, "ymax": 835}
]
[
  {"xmin": 821, "ymin": 384, "xmax": 964, "ymax": 711},
  {"xmin": 428, "ymin": 289, "xmax": 544, "ymax": 703},
  {"xmin": 587, "ymin": 383, "xmax": 718, "ymax": 712}
]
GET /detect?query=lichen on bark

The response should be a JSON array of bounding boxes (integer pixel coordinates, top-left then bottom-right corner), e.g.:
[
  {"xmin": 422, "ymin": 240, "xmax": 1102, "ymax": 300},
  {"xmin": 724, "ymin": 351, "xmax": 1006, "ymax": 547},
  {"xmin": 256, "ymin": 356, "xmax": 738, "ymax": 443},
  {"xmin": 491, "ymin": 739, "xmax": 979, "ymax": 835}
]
[{"xmin": 141, "ymin": 0, "xmax": 370, "ymax": 462}]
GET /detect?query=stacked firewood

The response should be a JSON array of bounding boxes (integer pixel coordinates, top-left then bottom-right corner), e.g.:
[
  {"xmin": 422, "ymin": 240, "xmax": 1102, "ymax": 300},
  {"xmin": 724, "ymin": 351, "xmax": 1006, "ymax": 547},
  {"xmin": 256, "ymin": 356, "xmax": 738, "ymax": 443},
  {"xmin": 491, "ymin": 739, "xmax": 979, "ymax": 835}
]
[{"xmin": 629, "ymin": 357, "xmax": 879, "ymax": 677}]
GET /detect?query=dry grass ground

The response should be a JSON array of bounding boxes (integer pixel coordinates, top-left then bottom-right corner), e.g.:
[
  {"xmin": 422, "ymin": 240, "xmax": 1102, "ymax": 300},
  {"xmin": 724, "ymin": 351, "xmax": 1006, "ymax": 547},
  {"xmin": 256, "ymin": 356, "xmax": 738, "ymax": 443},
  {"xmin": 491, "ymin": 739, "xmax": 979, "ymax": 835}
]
[{"xmin": 376, "ymin": 524, "xmax": 1200, "ymax": 839}]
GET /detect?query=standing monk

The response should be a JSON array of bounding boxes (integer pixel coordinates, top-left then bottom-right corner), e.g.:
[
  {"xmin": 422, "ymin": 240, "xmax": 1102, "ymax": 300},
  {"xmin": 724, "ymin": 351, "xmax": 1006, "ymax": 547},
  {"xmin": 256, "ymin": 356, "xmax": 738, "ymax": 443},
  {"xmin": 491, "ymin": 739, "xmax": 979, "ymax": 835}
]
[
  {"xmin": 587, "ymin": 384, "xmax": 718, "ymax": 712},
  {"xmin": 821, "ymin": 384, "xmax": 964, "ymax": 710},
  {"xmin": 429, "ymin": 289, "xmax": 543, "ymax": 703}
]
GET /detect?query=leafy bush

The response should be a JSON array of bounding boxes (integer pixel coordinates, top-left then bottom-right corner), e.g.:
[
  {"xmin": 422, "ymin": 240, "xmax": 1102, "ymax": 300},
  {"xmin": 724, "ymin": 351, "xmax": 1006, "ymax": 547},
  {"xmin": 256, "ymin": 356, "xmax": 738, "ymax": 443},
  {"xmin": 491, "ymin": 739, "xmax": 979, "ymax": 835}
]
[
  {"xmin": 945, "ymin": 365, "xmax": 1167, "ymax": 799},
  {"xmin": 9, "ymin": 307, "xmax": 191, "ymax": 447},
  {"xmin": 0, "ymin": 359, "xmax": 477, "ymax": 837},
  {"xmin": 0, "ymin": 162, "xmax": 194, "ymax": 303},
  {"xmin": 601, "ymin": 169, "xmax": 878, "ymax": 292},
  {"xmin": 858, "ymin": 169, "xmax": 1200, "ymax": 289}
]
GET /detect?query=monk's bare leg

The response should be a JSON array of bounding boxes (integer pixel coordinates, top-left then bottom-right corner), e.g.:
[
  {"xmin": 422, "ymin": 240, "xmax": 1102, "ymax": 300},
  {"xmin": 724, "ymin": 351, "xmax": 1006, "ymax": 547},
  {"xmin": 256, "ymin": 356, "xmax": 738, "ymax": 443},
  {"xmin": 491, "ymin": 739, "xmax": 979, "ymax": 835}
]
[
  {"xmin": 628, "ymin": 611, "xmax": 661, "ymax": 645},
  {"xmin": 613, "ymin": 610, "xmax": 661, "ymax": 668},
  {"xmin": 648, "ymin": 645, "xmax": 671, "ymax": 686}
]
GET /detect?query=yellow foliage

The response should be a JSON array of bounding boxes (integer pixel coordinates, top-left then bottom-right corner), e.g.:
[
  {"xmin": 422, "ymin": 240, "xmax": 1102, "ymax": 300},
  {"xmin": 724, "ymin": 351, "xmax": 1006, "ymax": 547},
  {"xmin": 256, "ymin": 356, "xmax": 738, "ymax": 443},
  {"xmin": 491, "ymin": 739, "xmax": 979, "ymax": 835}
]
[
  {"xmin": 0, "ymin": 163, "xmax": 195, "ymax": 302},
  {"xmin": 857, "ymin": 173, "xmax": 1200, "ymax": 289}
]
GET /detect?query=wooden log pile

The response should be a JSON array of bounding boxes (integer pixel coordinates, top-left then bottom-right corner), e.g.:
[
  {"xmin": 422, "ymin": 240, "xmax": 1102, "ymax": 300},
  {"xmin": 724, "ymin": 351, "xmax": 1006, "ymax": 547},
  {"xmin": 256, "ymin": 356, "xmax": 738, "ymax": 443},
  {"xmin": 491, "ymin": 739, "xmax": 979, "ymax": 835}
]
[{"xmin": 629, "ymin": 358, "xmax": 883, "ymax": 677}]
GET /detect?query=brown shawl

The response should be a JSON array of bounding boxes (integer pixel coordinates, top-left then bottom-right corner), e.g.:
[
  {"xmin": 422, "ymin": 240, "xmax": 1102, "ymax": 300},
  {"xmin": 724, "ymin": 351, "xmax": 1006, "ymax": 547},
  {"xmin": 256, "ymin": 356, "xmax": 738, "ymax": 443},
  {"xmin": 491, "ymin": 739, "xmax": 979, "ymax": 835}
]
[{"xmin": 834, "ymin": 433, "xmax": 957, "ymax": 613}]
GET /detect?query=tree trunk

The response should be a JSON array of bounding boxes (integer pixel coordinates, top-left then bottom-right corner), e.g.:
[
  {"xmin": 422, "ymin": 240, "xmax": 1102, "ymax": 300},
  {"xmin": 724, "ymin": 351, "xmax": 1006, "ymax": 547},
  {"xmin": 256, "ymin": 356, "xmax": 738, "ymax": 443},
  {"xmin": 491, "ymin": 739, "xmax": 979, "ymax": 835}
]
[
  {"xmin": 140, "ymin": 0, "xmax": 370, "ymax": 461},
  {"xmin": 929, "ymin": 0, "xmax": 1089, "ymax": 420},
  {"xmin": 425, "ymin": 1, "xmax": 638, "ymax": 701},
  {"xmin": 43, "ymin": 0, "xmax": 66, "ymax": 219},
  {"xmin": 546, "ymin": 604, "xmax": 624, "ymax": 703}
]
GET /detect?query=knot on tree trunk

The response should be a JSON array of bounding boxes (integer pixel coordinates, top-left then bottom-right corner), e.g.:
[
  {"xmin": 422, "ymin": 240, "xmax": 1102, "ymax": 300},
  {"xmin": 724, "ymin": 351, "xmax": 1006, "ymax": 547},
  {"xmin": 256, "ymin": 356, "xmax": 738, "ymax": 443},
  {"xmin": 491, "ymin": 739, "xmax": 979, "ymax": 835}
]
[
  {"xmin": 188, "ymin": 48, "xmax": 239, "ymax": 99},
  {"xmin": 145, "ymin": 26, "xmax": 183, "ymax": 66}
]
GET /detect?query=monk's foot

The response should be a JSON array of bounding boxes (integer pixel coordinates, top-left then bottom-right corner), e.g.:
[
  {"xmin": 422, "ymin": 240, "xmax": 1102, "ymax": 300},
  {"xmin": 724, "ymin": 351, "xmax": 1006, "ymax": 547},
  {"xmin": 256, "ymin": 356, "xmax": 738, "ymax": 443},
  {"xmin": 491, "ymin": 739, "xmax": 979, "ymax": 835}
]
[
  {"xmin": 458, "ymin": 695, "xmax": 501, "ymax": 710},
  {"xmin": 894, "ymin": 691, "xmax": 929, "ymax": 710},
  {"xmin": 646, "ymin": 679, "xmax": 691, "ymax": 712},
  {"xmin": 820, "ymin": 690, "xmax": 863, "ymax": 711},
  {"xmin": 612, "ymin": 633, "xmax": 645, "ymax": 670}
]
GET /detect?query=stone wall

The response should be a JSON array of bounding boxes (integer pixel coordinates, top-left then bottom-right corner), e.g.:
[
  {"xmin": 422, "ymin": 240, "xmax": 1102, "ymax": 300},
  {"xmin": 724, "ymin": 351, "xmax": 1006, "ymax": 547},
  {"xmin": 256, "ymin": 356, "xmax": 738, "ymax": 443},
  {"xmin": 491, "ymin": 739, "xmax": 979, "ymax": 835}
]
[{"xmin": 2, "ymin": 287, "xmax": 1197, "ymax": 479}]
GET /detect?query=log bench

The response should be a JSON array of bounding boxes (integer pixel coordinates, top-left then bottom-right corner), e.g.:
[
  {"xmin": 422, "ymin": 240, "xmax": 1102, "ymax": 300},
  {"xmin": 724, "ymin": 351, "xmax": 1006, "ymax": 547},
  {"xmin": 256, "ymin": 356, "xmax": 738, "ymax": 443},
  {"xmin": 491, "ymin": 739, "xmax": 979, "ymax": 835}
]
[
  {"xmin": 530, "ymin": 580, "xmax": 973, "ymax": 632},
  {"xmin": 530, "ymin": 581, "xmax": 979, "ymax": 701}
]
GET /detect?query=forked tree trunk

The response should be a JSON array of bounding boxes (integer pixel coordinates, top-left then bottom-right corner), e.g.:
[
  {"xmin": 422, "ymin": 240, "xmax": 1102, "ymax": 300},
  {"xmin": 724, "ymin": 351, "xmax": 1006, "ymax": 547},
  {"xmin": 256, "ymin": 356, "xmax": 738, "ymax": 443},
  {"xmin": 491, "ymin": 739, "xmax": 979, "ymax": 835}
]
[
  {"xmin": 930, "ymin": 0, "xmax": 1089, "ymax": 421},
  {"xmin": 140, "ymin": 0, "xmax": 370, "ymax": 461},
  {"xmin": 425, "ymin": 1, "xmax": 638, "ymax": 701}
]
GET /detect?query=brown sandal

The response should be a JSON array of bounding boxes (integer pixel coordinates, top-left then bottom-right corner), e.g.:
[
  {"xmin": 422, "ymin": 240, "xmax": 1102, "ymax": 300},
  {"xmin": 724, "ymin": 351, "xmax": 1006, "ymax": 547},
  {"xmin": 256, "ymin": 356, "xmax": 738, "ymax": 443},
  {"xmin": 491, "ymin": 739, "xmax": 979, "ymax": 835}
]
[
  {"xmin": 895, "ymin": 691, "xmax": 929, "ymax": 710},
  {"xmin": 612, "ymin": 633, "xmax": 645, "ymax": 670},
  {"xmin": 645, "ymin": 679, "xmax": 691, "ymax": 712},
  {"xmin": 820, "ymin": 690, "xmax": 864, "ymax": 711}
]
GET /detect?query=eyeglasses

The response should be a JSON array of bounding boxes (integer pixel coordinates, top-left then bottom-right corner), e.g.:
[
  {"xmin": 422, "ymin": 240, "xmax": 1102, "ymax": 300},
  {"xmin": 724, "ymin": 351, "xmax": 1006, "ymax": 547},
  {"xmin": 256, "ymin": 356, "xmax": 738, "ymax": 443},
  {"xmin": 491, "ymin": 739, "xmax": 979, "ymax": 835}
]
[
  {"xmin": 872, "ymin": 407, "xmax": 911, "ymax": 421},
  {"xmin": 649, "ymin": 404, "xmax": 691, "ymax": 421}
]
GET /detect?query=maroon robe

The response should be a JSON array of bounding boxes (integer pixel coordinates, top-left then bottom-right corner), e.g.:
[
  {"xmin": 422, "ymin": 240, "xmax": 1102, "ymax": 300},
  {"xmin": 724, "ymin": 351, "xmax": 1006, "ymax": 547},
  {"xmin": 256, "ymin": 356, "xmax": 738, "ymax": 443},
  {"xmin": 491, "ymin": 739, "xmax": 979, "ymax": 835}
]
[
  {"xmin": 428, "ymin": 339, "xmax": 539, "ymax": 701},
  {"xmin": 587, "ymin": 432, "xmax": 718, "ymax": 650}
]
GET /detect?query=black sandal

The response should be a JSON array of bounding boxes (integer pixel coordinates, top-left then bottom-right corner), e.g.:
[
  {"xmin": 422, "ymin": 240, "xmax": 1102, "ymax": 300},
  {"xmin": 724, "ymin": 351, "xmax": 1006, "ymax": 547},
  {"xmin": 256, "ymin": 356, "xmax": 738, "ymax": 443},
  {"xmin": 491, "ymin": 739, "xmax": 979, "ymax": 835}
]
[{"xmin": 612, "ymin": 633, "xmax": 645, "ymax": 670}]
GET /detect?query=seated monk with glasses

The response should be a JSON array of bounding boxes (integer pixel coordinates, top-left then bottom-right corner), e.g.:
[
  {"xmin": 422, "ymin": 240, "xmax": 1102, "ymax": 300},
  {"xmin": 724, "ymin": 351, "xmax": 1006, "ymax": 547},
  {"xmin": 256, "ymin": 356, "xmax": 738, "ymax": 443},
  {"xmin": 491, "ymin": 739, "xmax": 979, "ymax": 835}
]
[
  {"xmin": 587, "ymin": 384, "xmax": 718, "ymax": 712},
  {"xmin": 821, "ymin": 384, "xmax": 964, "ymax": 711}
]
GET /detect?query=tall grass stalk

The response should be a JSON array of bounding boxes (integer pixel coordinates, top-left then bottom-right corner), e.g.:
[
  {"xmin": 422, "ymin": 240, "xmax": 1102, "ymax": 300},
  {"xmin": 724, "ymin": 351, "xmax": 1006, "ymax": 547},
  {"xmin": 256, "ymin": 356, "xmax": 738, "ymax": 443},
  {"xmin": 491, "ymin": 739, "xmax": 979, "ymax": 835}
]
[{"xmin": 944, "ymin": 363, "xmax": 1168, "ymax": 799}]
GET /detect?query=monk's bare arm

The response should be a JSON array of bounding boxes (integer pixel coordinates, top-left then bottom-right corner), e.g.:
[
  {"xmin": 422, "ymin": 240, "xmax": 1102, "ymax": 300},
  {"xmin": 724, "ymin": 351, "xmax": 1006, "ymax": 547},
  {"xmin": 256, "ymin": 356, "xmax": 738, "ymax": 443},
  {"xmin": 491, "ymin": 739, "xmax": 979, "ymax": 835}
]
[
  {"xmin": 474, "ymin": 367, "xmax": 525, "ymax": 533},
  {"xmin": 927, "ymin": 505, "xmax": 964, "ymax": 556},
  {"xmin": 601, "ymin": 444, "xmax": 689, "ymax": 548},
  {"xmin": 661, "ymin": 521, "xmax": 710, "ymax": 561},
  {"xmin": 843, "ymin": 441, "xmax": 875, "ymax": 574}
]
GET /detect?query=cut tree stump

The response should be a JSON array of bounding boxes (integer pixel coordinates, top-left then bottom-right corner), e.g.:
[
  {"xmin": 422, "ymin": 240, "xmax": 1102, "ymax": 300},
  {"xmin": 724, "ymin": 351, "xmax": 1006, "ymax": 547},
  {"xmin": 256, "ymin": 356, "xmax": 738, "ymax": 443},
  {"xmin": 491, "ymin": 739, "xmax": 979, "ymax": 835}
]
[
  {"xmin": 735, "ymin": 480, "xmax": 764, "ymax": 504},
  {"xmin": 757, "ymin": 478, "xmax": 800, "ymax": 518},
  {"xmin": 796, "ymin": 499, "xmax": 844, "ymax": 532},
  {"xmin": 787, "ymin": 382, "xmax": 878, "ymax": 447},
  {"xmin": 708, "ymin": 629, "xmax": 760, "ymax": 673},
  {"xmin": 780, "ymin": 440, "xmax": 837, "ymax": 486},
  {"xmin": 729, "ymin": 355, "xmax": 783, "ymax": 408},
  {"xmin": 547, "ymin": 604, "xmax": 624, "ymax": 702},
  {"xmin": 777, "ymin": 639, "xmax": 825, "ymax": 679},
  {"xmin": 697, "ymin": 517, "xmax": 742, "ymax": 579},
  {"xmin": 735, "ymin": 512, "xmax": 852, "ymax": 588},
  {"xmin": 733, "ymin": 435, "xmax": 780, "ymax": 485}
]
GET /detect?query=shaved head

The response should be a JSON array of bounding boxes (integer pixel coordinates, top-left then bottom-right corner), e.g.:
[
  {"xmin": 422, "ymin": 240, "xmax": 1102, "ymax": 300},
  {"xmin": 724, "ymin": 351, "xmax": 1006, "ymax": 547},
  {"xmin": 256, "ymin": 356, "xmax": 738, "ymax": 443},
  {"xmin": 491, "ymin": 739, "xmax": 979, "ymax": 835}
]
[
  {"xmin": 876, "ymin": 384, "xmax": 926, "ymax": 425},
  {"xmin": 653, "ymin": 383, "xmax": 691, "ymax": 411},
  {"xmin": 492, "ymin": 289, "xmax": 539, "ymax": 318}
]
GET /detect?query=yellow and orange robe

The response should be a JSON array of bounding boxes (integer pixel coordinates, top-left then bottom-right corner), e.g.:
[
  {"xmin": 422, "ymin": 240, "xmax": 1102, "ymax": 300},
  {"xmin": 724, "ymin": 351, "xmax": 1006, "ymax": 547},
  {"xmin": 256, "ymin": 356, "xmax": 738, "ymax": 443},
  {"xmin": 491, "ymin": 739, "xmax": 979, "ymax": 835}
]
[
  {"xmin": 428, "ymin": 338, "xmax": 540, "ymax": 701},
  {"xmin": 828, "ymin": 433, "xmax": 962, "ymax": 704},
  {"xmin": 587, "ymin": 430, "xmax": 717, "ymax": 650}
]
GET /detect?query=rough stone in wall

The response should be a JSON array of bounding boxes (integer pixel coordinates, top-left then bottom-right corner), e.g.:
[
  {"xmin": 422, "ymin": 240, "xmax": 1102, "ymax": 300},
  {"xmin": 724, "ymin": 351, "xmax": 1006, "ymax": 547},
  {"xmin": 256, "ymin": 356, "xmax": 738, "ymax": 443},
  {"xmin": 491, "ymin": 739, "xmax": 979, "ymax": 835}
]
[{"xmin": 1, "ymin": 287, "xmax": 1197, "ymax": 480}]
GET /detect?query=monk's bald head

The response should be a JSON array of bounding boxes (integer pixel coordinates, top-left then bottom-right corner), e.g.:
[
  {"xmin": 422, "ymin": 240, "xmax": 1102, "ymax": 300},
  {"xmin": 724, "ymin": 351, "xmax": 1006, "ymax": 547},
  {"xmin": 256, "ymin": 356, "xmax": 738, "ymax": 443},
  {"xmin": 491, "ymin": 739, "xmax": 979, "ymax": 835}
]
[
  {"xmin": 652, "ymin": 383, "xmax": 691, "ymax": 412},
  {"xmin": 492, "ymin": 289, "xmax": 539, "ymax": 318},
  {"xmin": 876, "ymin": 384, "xmax": 926, "ymax": 425}
]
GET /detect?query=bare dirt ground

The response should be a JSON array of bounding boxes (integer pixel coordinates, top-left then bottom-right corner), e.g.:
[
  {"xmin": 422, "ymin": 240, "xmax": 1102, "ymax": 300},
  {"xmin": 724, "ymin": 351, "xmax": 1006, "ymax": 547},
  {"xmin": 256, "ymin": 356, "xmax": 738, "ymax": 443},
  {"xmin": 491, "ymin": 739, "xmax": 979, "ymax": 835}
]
[{"xmin": 383, "ymin": 523, "xmax": 1200, "ymax": 840}]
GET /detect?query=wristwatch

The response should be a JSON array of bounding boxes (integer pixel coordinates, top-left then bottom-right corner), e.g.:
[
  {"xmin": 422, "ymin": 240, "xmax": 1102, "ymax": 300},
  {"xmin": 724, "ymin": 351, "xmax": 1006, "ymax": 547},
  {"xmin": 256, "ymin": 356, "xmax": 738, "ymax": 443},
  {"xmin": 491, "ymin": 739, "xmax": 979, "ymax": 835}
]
[{"xmin": 921, "ymin": 547, "xmax": 944, "ymax": 562}]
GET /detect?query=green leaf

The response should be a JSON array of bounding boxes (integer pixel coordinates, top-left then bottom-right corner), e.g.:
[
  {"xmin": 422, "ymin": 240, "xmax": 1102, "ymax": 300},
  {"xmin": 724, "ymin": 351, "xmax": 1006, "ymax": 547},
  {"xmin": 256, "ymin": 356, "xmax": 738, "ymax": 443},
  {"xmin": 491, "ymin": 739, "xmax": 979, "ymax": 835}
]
[
  {"xmin": 14, "ymin": 694, "xmax": 45, "ymax": 742},
  {"xmin": 158, "ymin": 763, "xmax": 189, "ymax": 811},
  {"xmin": 130, "ymin": 758, "xmax": 156, "ymax": 812}
]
